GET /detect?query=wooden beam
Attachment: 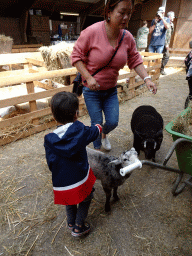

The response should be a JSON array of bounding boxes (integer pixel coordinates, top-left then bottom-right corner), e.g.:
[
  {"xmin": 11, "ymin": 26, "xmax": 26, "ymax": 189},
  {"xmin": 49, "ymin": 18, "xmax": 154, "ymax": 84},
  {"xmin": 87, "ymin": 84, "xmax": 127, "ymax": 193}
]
[
  {"xmin": 118, "ymin": 64, "xmax": 161, "ymax": 80},
  {"xmin": 0, "ymin": 86, "xmax": 73, "ymax": 108},
  {"xmin": 26, "ymin": 81, "xmax": 39, "ymax": 125},
  {"xmin": 12, "ymin": 44, "xmax": 42, "ymax": 49},
  {"xmin": 0, "ymin": 107, "xmax": 52, "ymax": 129},
  {"xmin": 12, "ymin": 48, "xmax": 41, "ymax": 53},
  {"xmin": 26, "ymin": 58, "xmax": 45, "ymax": 67},
  {"xmin": 0, "ymin": 67, "xmax": 77, "ymax": 87},
  {"xmin": 33, "ymin": 80, "xmax": 53, "ymax": 90},
  {"xmin": 0, "ymin": 52, "xmax": 43, "ymax": 66}
]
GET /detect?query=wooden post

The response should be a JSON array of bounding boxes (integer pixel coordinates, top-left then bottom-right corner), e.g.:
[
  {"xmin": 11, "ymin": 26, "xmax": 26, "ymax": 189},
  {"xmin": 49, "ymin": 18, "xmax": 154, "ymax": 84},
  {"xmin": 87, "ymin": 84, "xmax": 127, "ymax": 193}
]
[
  {"xmin": 26, "ymin": 81, "xmax": 39, "ymax": 125},
  {"xmin": 155, "ymin": 59, "xmax": 161, "ymax": 75}
]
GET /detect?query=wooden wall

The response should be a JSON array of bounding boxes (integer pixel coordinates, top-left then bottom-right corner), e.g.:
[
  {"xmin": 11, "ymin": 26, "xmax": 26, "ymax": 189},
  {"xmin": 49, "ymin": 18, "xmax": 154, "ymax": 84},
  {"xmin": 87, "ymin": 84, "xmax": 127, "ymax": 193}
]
[
  {"xmin": 172, "ymin": 0, "xmax": 192, "ymax": 49},
  {"xmin": 0, "ymin": 17, "xmax": 22, "ymax": 45}
]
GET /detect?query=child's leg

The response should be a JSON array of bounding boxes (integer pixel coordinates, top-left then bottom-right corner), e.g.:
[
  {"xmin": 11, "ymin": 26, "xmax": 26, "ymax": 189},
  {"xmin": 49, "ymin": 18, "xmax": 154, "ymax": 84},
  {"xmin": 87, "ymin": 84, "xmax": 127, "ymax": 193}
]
[
  {"xmin": 75, "ymin": 198, "xmax": 92, "ymax": 226},
  {"xmin": 75, "ymin": 189, "xmax": 94, "ymax": 227},
  {"xmin": 71, "ymin": 189, "xmax": 95, "ymax": 236},
  {"xmin": 66, "ymin": 205, "xmax": 77, "ymax": 226}
]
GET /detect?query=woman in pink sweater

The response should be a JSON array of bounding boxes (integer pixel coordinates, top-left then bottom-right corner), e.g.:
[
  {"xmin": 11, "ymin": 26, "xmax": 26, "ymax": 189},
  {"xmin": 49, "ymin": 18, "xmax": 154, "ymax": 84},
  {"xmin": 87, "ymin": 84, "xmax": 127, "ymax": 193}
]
[{"xmin": 71, "ymin": 0, "xmax": 157, "ymax": 151}]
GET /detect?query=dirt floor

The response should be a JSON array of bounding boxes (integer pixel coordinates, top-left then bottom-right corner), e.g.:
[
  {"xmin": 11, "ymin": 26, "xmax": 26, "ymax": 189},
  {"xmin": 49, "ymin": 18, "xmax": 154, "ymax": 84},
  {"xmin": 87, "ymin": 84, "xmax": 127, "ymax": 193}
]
[{"xmin": 1, "ymin": 67, "xmax": 192, "ymax": 256}]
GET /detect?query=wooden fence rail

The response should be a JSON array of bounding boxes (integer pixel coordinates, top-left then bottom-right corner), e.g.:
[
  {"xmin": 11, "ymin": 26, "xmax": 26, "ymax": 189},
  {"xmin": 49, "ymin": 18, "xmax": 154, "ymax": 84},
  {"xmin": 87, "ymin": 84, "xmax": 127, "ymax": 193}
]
[{"xmin": 0, "ymin": 51, "xmax": 162, "ymax": 146}]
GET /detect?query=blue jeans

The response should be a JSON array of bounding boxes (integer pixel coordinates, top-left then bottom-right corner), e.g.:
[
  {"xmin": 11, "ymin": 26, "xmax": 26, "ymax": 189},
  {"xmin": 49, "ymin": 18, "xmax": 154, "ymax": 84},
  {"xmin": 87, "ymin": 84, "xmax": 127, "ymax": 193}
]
[
  {"xmin": 148, "ymin": 45, "xmax": 164, "ymax": 53},
  {"xmin": 83, "ymin": 86, "xmax": 119, "ymax": 149}
]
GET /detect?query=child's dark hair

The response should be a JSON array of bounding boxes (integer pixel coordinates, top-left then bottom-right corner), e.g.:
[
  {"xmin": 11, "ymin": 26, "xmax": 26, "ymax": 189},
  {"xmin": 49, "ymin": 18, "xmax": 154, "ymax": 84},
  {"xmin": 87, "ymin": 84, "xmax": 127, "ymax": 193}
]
[{"xmin": 51, "ymin": 92, "xmax": 79, "ymax": 124}]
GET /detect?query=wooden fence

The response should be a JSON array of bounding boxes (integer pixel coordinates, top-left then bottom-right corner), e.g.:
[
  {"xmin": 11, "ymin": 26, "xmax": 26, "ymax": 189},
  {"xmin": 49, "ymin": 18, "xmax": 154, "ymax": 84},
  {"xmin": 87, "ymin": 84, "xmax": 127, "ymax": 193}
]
[{"xmin": 0, "ymin": 51, "xmax": 162, "ymax": 146}]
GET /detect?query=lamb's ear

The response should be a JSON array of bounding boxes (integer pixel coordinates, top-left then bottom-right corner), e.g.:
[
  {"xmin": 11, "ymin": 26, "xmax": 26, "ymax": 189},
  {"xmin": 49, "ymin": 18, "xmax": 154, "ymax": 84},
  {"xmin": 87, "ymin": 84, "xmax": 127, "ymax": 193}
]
[{"xmin": 108, "ymin": 159, "xmax": 121, "ymax": 165}]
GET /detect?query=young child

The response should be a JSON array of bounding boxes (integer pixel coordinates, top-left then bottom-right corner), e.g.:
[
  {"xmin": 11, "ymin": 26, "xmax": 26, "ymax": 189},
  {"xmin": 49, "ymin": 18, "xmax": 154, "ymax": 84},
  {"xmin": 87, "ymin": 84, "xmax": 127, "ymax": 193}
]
[
  {"xmin": 184, "ymin": 40, "xmax": 192, "ymax": 108},
  {"xmin": 44, "ymin": 91, "xmax": 102, "ymax": 237}
]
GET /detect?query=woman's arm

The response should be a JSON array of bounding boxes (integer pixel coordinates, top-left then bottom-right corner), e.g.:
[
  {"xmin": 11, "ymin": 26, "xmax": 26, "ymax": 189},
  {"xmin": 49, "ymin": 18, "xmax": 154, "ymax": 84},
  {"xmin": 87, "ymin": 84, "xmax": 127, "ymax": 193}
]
[
  {"xmin": 74, "ymin": 61, "xmax": 100, "ymax": 90},
  {"xmin": 134, "ymin": 63, "xmax": 157, "ymax": 94}
]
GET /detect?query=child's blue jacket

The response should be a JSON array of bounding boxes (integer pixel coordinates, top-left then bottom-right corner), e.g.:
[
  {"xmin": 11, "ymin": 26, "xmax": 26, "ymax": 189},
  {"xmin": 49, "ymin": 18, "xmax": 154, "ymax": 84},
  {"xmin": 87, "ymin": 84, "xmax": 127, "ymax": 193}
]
[{"xmin": 44, "ymin": 120, "xmax": 102, "ymax": 205}]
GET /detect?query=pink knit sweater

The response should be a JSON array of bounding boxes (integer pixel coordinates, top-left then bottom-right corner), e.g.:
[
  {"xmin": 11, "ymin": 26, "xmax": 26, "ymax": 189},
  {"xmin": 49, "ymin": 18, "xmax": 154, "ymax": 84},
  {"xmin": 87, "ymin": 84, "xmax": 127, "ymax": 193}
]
[{"xmin": 71, "ymin": 21, "xmax": 143, "ymax": 90}]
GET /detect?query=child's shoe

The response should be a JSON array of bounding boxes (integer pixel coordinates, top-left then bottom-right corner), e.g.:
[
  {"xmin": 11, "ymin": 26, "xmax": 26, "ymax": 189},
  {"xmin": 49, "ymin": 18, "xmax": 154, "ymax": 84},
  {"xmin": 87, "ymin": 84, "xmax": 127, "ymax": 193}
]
[
  {"xmin": 71, "ymin": 223, "xmax": 90, "ymax": 237},
  {"xmin": 67, "ymin": 223, "xmax": 74, "ymax": 230}
]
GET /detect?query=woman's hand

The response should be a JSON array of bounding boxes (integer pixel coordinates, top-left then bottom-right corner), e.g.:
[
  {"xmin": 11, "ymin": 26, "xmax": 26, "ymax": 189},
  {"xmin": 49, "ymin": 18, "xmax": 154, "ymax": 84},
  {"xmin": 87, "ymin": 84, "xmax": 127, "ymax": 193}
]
[
  {"xmin": 145, "ymin": 79, "xmax": 157, "ymax": 94},
  {"xmin": 87, "ymin": 76, "xmax": 100, "ymax": 91}
]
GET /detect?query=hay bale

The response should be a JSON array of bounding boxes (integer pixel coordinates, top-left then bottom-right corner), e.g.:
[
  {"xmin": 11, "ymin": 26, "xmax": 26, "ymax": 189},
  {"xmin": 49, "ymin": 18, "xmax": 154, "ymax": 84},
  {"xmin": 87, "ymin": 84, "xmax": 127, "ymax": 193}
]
[
  {"xmin": 0, "ymin": 34, "xmax": 13, "ymax": 54},
  {"xmin": 39, "ymin": 42, "xmax": 74, "ymax": 85}
]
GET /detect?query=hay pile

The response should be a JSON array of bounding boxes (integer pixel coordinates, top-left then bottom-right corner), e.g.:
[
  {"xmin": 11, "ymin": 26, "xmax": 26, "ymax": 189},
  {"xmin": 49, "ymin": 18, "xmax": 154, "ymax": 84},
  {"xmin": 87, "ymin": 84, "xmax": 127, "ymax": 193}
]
[
  {"xmin": 172, "ymin": 101, "xmax": 192, "ymax": 137},
  {"xmin": 39, "ymin": 42, "xmax": 74, "ymax": 85},
  {"xmin": 0, "ymin": 34, "xmax": 13, "ymax": 54},
  {"xmin": 0, "ymin": 34, "xmax": 13, "ymax": 43}
]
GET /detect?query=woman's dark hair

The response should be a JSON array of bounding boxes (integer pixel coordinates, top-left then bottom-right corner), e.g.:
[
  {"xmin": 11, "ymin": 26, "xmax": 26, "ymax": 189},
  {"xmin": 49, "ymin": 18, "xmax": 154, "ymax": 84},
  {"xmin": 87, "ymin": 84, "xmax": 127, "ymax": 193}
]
[
  {"xmin": 104, "ymin": 0, "xmax": 134, "ymax": 21},
  {"xmin": 51, "ymin": 92, "xmax": 79, "ymax": 124}
]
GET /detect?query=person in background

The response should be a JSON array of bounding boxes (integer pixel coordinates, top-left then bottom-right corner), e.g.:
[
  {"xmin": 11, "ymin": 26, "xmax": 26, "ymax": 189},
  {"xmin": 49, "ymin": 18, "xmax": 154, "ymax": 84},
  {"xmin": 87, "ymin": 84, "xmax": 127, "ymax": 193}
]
[
  {"xmin": 160, "ymin": 11, "xmax": 175, "ymax": 75},
  {"xmin": 44, "ymin": 92, "xmax": 102, "ymax": 237},
  {"xmin": 148, "ymin": 6, "xmax": 170, "ymax": 53},
  {"xmin": 184, "ymin": 40, "xmax": 192, "ymax": 108},
  {"xmin": 136, "ymin": 20, "xmax": 149, "ymax": 52},
  {"xmin": 71, "ymin": 0, "xmax": 157, "ymax": 152}
]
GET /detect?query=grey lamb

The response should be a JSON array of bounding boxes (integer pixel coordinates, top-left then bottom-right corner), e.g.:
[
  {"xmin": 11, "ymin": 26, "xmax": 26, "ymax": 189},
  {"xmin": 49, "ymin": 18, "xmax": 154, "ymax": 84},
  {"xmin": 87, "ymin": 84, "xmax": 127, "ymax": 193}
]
[{"xmin": 86, "ymin": 147, "xmax": 138, "ymax": 212}]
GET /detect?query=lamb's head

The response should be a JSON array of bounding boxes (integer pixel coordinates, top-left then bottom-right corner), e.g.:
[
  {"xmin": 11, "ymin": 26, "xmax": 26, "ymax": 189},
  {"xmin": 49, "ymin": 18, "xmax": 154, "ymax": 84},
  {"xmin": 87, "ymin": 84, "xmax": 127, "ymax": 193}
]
[{"xmin": 108, "ymin": 148, "xmax": 139, "ymax": 169}]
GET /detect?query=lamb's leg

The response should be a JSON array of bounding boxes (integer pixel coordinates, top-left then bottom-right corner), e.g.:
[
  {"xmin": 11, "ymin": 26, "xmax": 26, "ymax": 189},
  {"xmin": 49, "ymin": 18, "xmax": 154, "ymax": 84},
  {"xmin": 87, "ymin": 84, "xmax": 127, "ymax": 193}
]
[
  {"xmin": 103, "ymin": 188, "xmax": 112, "ymax": 212},
  {"xmin": 113, "ymin": 187, "xmax": 119, "ymax": 201}
]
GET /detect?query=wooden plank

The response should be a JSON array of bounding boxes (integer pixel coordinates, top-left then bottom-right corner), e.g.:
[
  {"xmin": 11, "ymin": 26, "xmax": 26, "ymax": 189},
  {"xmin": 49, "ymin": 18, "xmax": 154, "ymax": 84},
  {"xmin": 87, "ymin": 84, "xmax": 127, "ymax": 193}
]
[
  {"xmin": 28, "ymin": 67, "xmax": 47, "ymax": 73},
  {"xmin": 0, "ymin": 107, "xmax": 51, "ymax": 129},
  {"xmin": 26, "ymin": 81, "xmax": 39, "ymax": 125},
  {"xmin": 34, "ymin": 80, "xmax": 53, "ymax": 90},
  {"xmin": 140, "ymin": 52, "xmax": 161, "ymax": 56},
  {"xmin": 118, "ymin": 64, "xmax": 161, "ymax": 80},
  {"xmin": 26, "ymin": 58, "xmax": 45, "ymax": 67},
  {"xmin": 0, "ymin": 67, "xmax": 77, "ymax": 87},
  {"xmin": 12, "ymin": 48, "xmax": 40, "ymax": 53},
  {"xmin": 0, "ymin": 69, "xmax": 28, "ymax": 77},
  {"xmin": 11, "ymin": 49, "xmax": 21, "ymax": 53},
  {"xmin": 142, "ymin": 55, "xmax": 163, "ymax": 61},
  {"xmin": 118, "ymin": 72, "xmax": 160, "ymax": 90},
  {"xmin": 0, "ymin": 86, "xmax": 73, "ymax": 108},
  {"xmin": 0, "ymin": 66, "xmax": 47, "ymax": 78},
  {"xmin": 0, "ymin": 52, "xmax": 43, "ymax": 66},
  {"xmin": 12, "ymin": 44, "xmax": 42, "ymax": 49}
]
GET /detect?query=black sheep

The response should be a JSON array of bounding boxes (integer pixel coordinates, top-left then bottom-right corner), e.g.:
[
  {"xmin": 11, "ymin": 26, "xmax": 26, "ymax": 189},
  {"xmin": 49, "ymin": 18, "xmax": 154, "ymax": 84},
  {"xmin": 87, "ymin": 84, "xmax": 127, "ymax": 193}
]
[{"xmin": 131, "ymin": 105, "xmax": 164, "ymax": 162}]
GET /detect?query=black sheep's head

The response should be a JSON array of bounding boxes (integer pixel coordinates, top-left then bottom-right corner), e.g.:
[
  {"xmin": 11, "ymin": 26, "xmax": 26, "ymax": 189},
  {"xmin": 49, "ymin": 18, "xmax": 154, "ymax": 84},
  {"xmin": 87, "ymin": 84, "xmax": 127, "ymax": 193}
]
[
  {"xmin": 141, "ymin": 138, "xmax": 157, "ymax": 160},
  {"xmin": 136, "ymin": 130, "xmax": 163, "ymax": 160}
]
